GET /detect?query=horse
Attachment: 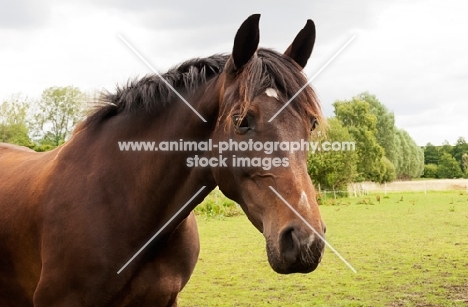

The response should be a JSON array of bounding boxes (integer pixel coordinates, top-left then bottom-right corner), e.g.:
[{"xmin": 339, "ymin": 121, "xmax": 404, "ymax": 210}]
[{"xmin": 0, "ymin": 14, "xmax": 326, "ymax": 306}]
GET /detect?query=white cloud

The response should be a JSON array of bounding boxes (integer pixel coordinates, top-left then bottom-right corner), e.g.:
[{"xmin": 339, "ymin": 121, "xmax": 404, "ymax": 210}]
[
  {"xmin": 0, "ymin": 0, "xmax": 466, "ymax": 146},
  {"xmin": 311, "ymin": 0, "xmax": 468, "ymax": 145}
]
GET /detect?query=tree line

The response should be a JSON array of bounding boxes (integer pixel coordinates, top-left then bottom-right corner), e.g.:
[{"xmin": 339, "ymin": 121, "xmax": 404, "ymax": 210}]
[
  {"xmin": 0, "ymin": 86, "xmax": 88, "ymax": 151},
  {"xmin": 422, "ymin": 139, "xmax": 468, "ymax": 179},
  {"xmin": 308, "ymin": 92, "xmax": 427, "ymax": 191}
]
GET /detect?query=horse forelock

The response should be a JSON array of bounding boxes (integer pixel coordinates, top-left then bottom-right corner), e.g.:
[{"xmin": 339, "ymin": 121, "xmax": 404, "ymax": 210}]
[{"xmin": 221, "ymin": 48, "xmax": 323, "ymax": 128}]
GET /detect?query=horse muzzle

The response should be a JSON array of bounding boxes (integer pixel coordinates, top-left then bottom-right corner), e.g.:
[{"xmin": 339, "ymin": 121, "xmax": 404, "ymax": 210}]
[{"xmin": 266, "ymin": 222, "xmax": 326, "ymax": 274}]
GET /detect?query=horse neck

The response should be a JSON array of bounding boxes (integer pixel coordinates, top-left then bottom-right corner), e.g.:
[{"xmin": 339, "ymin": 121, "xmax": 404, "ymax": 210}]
[{"xmin": 59, "ymin": 78, "xmax": 222, "ymax": 233}]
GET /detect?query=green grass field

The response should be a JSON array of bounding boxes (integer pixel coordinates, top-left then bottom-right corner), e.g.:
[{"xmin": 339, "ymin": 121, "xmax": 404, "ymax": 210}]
[{"xmin": 179, "ymin": 191, "xmax": 468, "ymax": 307}]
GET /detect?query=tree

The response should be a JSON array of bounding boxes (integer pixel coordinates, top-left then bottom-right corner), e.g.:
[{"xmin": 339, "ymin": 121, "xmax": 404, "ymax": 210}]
[
  {"xmin": 393, "ymin": 129, "xmax": 424, "ymax": 179},
  {"xmin": 32, "ymin": 86, "xmax": 87, "ymax": 147},
  {"xmin": 462, "ymin": 153, "xmax": 468, "ymax": 176},
  {"xmin": 0, "ymin": 94, "xmax": 33, "ymax": 147},
  {"xmin": 452, "ymin": 137, "xmax": 468, "ymax": 171},
  {"xmin": 437, "ymin": 152, "xmax": 463, "ymax": 178},
  {"xmin": 380, "ymin": 156, "xmax": 396, "ymax": 182},
  {"xmin": 440, "ymin": 140, "xmax": 453, "ymax": 156},
  {"xmin": 307, "ymin": 118, "xmax": 358, "ymax": 191},
  {"xmin": 333, "ymin": 97, "xmax": 385, "ymax": 182},
  {"xmin": 357, "ymin": 92, "xmax": 397, "ymax": 163},
  {"xmin": 423, "ymin": 143, "xmax": 440, "ymax": 165}
]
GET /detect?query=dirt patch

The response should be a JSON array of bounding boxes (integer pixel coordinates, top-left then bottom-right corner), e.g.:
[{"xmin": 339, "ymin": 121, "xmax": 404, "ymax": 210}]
[
  {"xmin": 388, "ymin": 300, "xmax": 439, "ymax": 307},
  {"xmin": 446, "ymin": 283, "xmax": 468, "ymax": 304},
  {"xmin": 387, "ymin": 283, "xmax": 468, "ymax": 307}
]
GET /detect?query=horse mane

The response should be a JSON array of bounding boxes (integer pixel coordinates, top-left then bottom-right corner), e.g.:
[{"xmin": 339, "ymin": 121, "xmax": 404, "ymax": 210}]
[
  {"xmin": 83, "ymin": 54, "xmax": 228, "ymax": 128},
  {"xmin": 83, "ymin": 48, "xmax": 322, "ymax": 129}
]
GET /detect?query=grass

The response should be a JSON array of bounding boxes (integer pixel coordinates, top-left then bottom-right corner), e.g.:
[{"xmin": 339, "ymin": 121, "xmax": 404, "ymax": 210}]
[{"xmin": 179, "ymin": 191, "xmax": 468, "ymax": 307}]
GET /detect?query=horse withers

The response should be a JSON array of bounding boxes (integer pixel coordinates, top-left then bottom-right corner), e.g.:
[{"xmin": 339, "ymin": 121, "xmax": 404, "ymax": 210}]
[{"xmin": 0, "ymin": 14, "xmax": 325, "ymax": 306}]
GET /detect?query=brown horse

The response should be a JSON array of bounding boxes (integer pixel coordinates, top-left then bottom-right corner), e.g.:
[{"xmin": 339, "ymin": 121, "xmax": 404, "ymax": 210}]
[{"xmin": 0, "ymin": 14, "xmax": 326, "ymax": 306}]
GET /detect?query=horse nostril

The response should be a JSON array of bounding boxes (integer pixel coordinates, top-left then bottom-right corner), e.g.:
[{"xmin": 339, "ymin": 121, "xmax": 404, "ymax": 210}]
[
  {"xmin": 279, "ymin": 227, "xmax": 300, "ymax": 263},
  {"xmin": 322, "ymin": 221, "xmax": 327, "ymax": 234}
]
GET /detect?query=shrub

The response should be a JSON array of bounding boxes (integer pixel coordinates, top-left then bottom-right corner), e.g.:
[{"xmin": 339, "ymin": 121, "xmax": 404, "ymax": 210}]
[
  {"xmin": 422, "ymin": 163, "xmax": 438, "ymax": 178},
  {"xmin": 437, "ymin": 153, "xmax": 463, "ymax": 178},
  {"xmin": 194, "ymin": 189, "xmax": 243, "ymax": 218}
]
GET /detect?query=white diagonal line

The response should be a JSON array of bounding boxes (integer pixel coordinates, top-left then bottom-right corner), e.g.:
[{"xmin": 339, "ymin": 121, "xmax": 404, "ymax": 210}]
[
  {"xmin": 117, "ymin": 186, "xmax": 207, "ymax": 274},
  {"xmin": 268, "ymin": 186, "xmax": 357, "ymax": 273},
  {"xmin": 118, "ymin": 34, "xmax": 207, "ymax": 123},
  {"xmin": 268, "ymin": 35, "xmax": 356, "ymax": 122}
]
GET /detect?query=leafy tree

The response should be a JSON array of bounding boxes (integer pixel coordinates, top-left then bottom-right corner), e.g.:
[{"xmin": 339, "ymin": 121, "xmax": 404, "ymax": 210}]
[
  {"xmin": 440, "ymin": 140, "xmax": 453, "ymax": 156},
  {"xmin": 393, "ymin": 129, "xmax": 424, "ymax": 179},
  {"xmin": 423, "ymin": 143, "xmax": 440, "ymax": 165},
  {"xmin": 333, "ymin": 97, "xmax": 385, "ymax": 182},
  {"xmin": 0, "ymin": 94, "xmax": 33, "ymax": 147},
  {"xmin": 462, "ymin": 153, "xmax": 468, "ymax": 176},
  {"xmin": 437, "ymin": 152, "xmax": 463, "ymax": 178},
  {"xmin": 308, "ymin": 118, "xmax": 358, "ymax": 191},
  {"xmin": 452, "ymin": 137, "xmax": 468, "ymax": 171},
  {"xmin": 380, "ymin": 156, "xmax": 396, "ymax": 182},
  {"xmin": 422, "ymin": 164, "xmax": 438, "ymax": 178},
  {"xmin": 32, "ymin": 86, "xmax": 87, "ymax": 147},
  {"xmin": 357, "ymin": 92, "xmax": 397, "ymax": 163}
]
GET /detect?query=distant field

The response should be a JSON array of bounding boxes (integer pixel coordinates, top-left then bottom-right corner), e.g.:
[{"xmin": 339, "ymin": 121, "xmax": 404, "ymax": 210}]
[
  {"xmin": 179, "ymin": 191, "xmax": 468, "ymax": 307},
  {"xmin": 350, "ymin": 179, "xmax": 468, "ymax": 194}
]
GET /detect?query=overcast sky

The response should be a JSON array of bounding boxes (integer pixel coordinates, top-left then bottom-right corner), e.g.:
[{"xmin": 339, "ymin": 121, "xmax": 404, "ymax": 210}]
[{"xmin": 1, "ymin": 0, "xmax": 466, "ymax": 145}]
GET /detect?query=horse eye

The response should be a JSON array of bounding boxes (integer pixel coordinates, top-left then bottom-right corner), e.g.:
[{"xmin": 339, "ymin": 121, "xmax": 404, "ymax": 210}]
[
  {"xmin": 232, "ymin": 115, "xmax": 250, "ymax": 133},
  {"xmin": 311, "ymin": 118, "xmax": 318, "ymax": 131}
]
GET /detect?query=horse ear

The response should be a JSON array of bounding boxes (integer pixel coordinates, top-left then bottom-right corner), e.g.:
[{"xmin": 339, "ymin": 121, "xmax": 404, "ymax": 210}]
[
  {"xmin": 284, "ymin": 19, "xmax": 316, "ymax": 69},
  {"xmin": 226, "ymin": 14, "xmax": 260, "ymax": 73}
]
